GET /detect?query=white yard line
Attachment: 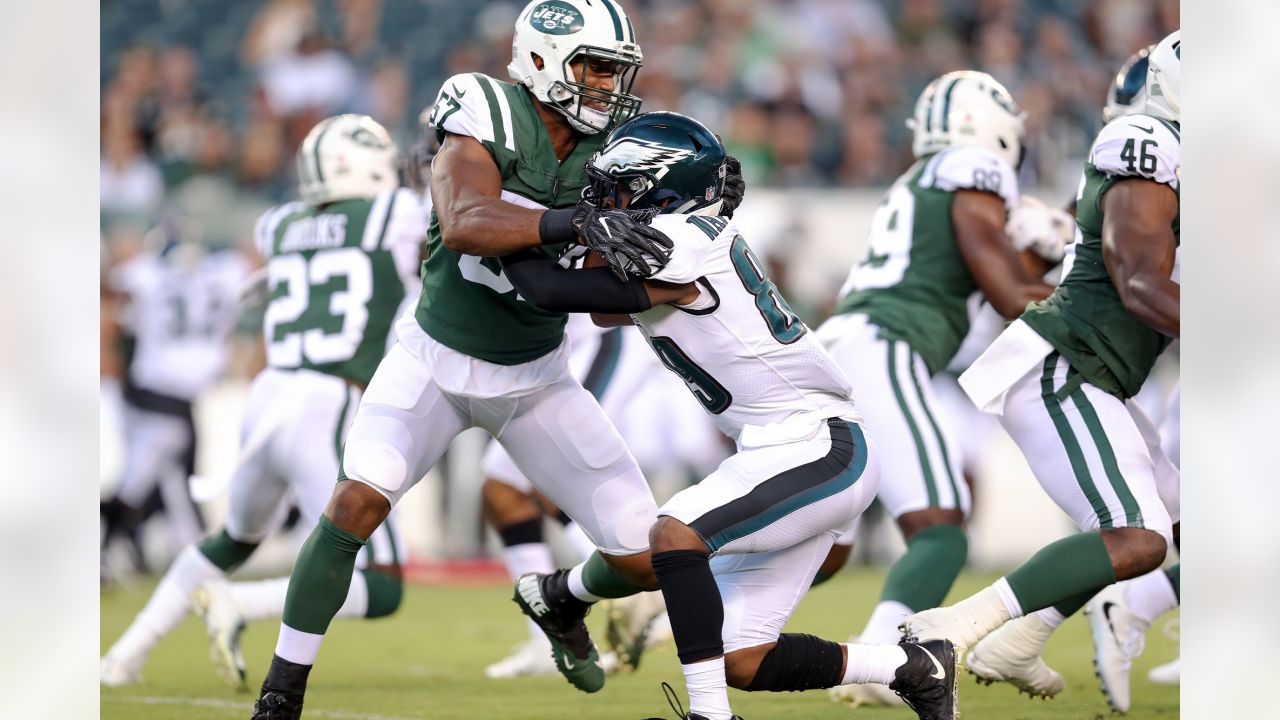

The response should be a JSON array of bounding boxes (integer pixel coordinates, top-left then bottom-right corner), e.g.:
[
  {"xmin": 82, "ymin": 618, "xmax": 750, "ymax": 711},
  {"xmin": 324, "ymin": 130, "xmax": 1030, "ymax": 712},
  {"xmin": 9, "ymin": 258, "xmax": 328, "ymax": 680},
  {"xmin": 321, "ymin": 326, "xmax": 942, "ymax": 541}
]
[{"xmin": 111, "ymin": 695, "xmax": 424, "ymax": 720}]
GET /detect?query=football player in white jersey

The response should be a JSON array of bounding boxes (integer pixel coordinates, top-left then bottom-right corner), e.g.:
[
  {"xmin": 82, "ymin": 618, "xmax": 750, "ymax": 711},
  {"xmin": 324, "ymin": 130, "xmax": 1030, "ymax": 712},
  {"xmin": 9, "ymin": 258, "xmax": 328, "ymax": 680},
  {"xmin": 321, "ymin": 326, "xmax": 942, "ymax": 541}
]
[
  {"xmin": 503, "ymin": 111, "xmax": 959, "ymax": 720},
  {"xmin": 903, "ymin": 32, "xmax": 1181, "ymax": 714},
  {"xmin": 101, "ymin": 217, "xmax": 251, "ymax": 570},
  {"xmin": 101, "ymin": 115, "xmax": 423, "ymax": 689}
]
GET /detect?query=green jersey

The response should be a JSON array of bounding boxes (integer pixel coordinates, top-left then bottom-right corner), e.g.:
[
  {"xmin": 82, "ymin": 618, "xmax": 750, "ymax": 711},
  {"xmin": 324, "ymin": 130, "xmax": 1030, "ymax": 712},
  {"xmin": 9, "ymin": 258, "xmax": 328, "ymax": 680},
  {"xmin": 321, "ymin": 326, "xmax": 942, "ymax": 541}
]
[
  {"xmin": 256, "ymin": 188, "xmax": 426, "ymax": 386},
  {"xmin": 415, "ymin": 72, "xmax": 605, "ymax": 365},
  {"xmin": 832, "ymin": 145, "xmax": 1019, "ymax": 374},
  {"xmin": 1023, "ymin": 114, "xmax": 1181, "ymax": 398}
]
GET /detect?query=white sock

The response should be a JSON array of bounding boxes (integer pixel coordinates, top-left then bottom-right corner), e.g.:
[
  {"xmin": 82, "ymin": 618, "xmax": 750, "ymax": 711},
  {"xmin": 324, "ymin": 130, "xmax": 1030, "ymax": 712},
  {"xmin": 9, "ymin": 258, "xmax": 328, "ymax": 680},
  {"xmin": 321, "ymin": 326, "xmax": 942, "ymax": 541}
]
[
  {"xmin": 229, "ymin": 577, "xmax": 290, "ymax": 622},
  {"xmin": 334, "ymin": 570, "xmax": 369, "ymax": 619},
  {"xmin": 561, "ymin": 521, "xmax": 598, "ymax": 564},
  {"xmin": 501, "ymin": 543, "xmax": 556, "ymax": 640},
  {"xmin": 1034, "ymin": 606, "xmax": 1067, "ymax": 629},
  {"xmin": 274, "ymin": 623, "xmax": 325, "ymax": 665},
  {"xmin": 105, "ymin": 545, "xmax": 223, "ymax": 665},
  {"xmin": 992, "ymin": 577, "xmax": 1025, "ymax": 619},
  {"xmin": 1123, "ymin": 570, "xmax": 1179, "ymax": 625},
  {"xmin": 860, "ymin": 601, "xmax": 912, "ymax": 645},
  {"xmin": 683, "ymin": 656, "xmax": 733, "ymax": 720},
  {"xmin": 841, "ymin": 643, "xmax": 909, "ymax": 684},
  {"xmin": 567, "ymin": 561, "xmax": 604, "ymax": 603}
]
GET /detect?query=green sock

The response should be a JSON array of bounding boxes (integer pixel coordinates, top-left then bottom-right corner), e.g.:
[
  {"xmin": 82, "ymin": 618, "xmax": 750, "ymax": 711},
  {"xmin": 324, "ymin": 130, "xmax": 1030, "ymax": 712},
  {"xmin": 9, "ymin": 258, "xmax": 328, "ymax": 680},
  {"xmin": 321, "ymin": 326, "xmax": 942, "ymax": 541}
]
[
  {"xmin": 197, "ymin": 528, "xmax": 258, "ymax": 572},
  {"xmin": 1164, "ymin": 563, "xmax": 1180, "ymax": 601},
  {"xmin": 361, "ymin": 568, "xmax": 404, "ymax": 619},
  {"xmin": 581, "ymin": 552, "xmax": 644, "ymax": 599},
  {"xmin": 282, "ymin": 517, "xmax": 367, "ymax": 634},
  {"xmin": 881, "ymin": 524, "xmax": 968, "ymax": 610},
  {"xmin": 1006, "ymin": 532, "xmax": 1116, "ymax": 614},
  {"xmin": 1051, "ymin": 589, "xmax": 1095, "ymax": 618}
]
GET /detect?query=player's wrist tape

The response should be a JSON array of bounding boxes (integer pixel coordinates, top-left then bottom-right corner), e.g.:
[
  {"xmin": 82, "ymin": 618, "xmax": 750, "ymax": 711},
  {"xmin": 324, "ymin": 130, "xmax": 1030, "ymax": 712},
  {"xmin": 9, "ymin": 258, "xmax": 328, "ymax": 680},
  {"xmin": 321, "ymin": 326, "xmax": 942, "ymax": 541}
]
[{"xmin": 538, "ymin": 208, "xmax": 578, "ymax": 245}]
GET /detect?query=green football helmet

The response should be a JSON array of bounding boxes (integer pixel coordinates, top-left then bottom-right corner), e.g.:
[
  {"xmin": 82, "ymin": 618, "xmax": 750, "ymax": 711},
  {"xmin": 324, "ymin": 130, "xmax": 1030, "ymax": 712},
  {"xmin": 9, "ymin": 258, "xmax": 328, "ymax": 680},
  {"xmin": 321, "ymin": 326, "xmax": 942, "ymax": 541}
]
[{"xmin": 585, "ymin": 111, "xmax": 727, "ymax": 216}]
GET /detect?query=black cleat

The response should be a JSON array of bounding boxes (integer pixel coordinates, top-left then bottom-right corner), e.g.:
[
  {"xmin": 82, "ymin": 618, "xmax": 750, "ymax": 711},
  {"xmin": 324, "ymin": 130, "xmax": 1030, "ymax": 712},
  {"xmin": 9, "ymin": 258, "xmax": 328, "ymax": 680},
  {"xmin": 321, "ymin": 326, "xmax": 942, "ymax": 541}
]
[
  {"xmin": 513, "ymin": 571, "xmax": 605, "ymax": 693},
  {"xmin": 251, "ymin": 687, "xmax": 303, "ymax": 720},
  {"xmin": 890, "ymin": 639, "xmax": 958, "ymax": 720}
]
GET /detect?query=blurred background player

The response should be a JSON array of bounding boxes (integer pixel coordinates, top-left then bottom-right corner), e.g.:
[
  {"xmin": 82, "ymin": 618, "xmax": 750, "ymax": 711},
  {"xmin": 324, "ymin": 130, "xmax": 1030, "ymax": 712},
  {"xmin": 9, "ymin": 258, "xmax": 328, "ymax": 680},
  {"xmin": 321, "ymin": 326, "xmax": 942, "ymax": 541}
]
[
  {"xmin": 814, "ymin": 71, "xmax": 1064, "ymax": 706},
  {"xmin": 101, "ymin": 114, "xmax": 423, "ymax": 689},
  {"xmin": 905, "ymin": 31, "xmax": 1181, "ymax": 713},
  {"xmin": 101, "ymin": 214, "xmax": 252, "ymax": 578}
]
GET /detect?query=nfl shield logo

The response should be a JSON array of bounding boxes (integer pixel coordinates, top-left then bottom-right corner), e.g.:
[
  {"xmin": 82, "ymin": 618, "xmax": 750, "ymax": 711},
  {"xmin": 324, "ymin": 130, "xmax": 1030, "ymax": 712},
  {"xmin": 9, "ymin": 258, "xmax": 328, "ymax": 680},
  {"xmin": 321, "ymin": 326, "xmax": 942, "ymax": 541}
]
[{"xmin": 705, "ymin": 186, "xmax": 714, "ymax": 201}]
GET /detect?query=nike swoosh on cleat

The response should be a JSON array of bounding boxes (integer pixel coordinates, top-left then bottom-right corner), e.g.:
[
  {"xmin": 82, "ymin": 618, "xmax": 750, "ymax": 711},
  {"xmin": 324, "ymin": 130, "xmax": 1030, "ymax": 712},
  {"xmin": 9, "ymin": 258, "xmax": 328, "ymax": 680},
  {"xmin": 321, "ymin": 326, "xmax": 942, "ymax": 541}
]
[
  {"xmin": 561, "ymin": 649, "xmax": 579, "ymax": 671},
  {"xmin": 1101, "ymin": 601, "xmax": 1120, "ymax": 639},
  {"xmin": 1133, "ymin": 124, "xmax": 1154, "ymax": 134},
  {"xmin": 920, "ymin": 646, "xmax": 947, "ymax": 680}
]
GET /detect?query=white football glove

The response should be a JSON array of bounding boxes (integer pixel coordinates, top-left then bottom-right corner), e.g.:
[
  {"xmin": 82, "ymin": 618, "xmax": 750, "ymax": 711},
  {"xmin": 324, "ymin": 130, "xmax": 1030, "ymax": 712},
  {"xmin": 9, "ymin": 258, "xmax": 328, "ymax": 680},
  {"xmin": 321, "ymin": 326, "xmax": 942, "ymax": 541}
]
[{"xmin": 1006, "ymin": 196, "xmax": 1074, "ymax": 264}]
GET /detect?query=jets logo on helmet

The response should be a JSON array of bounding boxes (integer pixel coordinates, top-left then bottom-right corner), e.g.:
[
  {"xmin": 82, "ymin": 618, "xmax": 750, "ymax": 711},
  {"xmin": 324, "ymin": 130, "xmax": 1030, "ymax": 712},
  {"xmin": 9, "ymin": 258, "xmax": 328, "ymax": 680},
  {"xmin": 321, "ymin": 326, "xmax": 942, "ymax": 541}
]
[
  {"xmin": 508, "ymin": 0, "xmax": 643, "ymax": 135},
  {"xmin": 529, "ymin": 1, "xmax": 583, "ymax": 34},
  {"xmin": 907, "ymin": 70, "xmax": 1026, "ymax": 170},
  {"xmin": 296, "ymin": 114, "xmax": 399, "ymax": 205}
]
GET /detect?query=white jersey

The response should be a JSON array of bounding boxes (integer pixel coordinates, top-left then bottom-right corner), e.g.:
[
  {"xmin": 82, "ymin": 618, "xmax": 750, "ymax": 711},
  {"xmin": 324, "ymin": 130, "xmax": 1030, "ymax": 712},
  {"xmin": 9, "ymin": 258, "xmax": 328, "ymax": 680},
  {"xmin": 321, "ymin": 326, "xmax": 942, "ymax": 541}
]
[
  {"xmin": 632, "ymin": 214, "xmax": 858, "ymax": 443},
  {"xmin": 111, "ymin": 249, "xmax": 251, "ymax": 400}
]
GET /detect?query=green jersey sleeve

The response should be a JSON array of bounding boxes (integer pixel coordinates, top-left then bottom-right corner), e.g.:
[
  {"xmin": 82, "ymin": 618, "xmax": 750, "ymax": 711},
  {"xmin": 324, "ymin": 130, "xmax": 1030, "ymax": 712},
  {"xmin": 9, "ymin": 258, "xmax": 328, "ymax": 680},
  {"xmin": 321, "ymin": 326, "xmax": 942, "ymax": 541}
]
[{"xmin": 427, "ymin": 72, "xmax": 519, "ymax": 170}]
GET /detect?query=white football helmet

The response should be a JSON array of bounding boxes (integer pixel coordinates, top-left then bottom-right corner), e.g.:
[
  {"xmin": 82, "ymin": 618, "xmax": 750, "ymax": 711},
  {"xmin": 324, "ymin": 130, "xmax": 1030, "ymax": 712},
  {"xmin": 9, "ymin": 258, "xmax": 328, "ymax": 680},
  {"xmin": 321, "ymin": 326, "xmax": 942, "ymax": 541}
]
[
  {"xmin": 907, "ymin": 71, "xmax": 1026, "ymax": 170},
  {"xmin": 1103, "ymin": 45, "xmax": 1154, "ymax": 123},
  {"xmin": 508, "ymin": 0, "xmax": 643, "ymax": 135},
  {"xmin": 296, "ymin": 114, "xmax": 399, "ymax": 205},
  {"xmin": 1145, "ymin": 30, "xmax": 1180, "ymax": 123}
]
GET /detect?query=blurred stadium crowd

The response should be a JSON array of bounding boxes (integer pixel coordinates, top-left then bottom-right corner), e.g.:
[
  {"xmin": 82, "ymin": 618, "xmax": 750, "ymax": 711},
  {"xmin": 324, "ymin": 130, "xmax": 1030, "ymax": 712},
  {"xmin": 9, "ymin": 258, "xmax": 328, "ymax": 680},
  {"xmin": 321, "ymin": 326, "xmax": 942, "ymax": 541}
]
[{"xmin": 102, "ymin": 0, "xmax": 1179, "ymax": 246}]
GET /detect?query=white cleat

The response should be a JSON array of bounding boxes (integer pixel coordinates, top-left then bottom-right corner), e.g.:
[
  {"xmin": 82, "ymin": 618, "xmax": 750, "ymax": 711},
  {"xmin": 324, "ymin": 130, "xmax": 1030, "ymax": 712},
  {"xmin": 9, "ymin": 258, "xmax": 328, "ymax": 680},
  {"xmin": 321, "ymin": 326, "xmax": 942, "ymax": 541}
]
[
  {"xmin": 965, "ymin": 615, "xmax": 1064, "ymax": 699},
  {"xmin": 602, "ymin": 591, "xmax": 667, "ymax": 672},
  {"xmin": 484, "ymin": 638, "xmax": 558, "ymax": 679},
  {"xmin": 191, "ymin": 581, "xmax": 247, "ymax": 690},
  {"xmin": 829, "ymin": 681, "xmax": 907, "ymax": 708},
  {"xmin": 900, "ymin": 587, "xmax": 1011, "ymax": 656},
  {"xmin": 100, "ymin": 655, "xmax": 143, "ymax": 687},
  {"xmin": 1085, "ymin": 584, "xmax": 1149, "ymax": 713},
  {"xmin": 1148, "ymin": 657, "xmax": 1179, "ymax": 685}
]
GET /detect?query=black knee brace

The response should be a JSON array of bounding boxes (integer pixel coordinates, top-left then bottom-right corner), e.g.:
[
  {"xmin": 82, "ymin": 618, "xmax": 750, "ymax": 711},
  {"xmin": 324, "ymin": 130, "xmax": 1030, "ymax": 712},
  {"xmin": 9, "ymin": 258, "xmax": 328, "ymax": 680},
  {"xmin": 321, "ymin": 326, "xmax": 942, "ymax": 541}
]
[{"xmin": 745, "ymin": 633, "xmax": 844, "ymax": 692}]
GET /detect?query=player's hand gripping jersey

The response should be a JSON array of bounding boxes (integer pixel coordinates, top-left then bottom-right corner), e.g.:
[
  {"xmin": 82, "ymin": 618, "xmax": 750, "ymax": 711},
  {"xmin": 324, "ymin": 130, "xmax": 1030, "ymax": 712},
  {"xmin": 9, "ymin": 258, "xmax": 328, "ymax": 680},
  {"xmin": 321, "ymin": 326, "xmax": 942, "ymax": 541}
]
[
  {"xmin": 631, "ymin": 214, "xmax": 859, "ymax": 443},
  {"xmin": 1021, "ymin": 114, "xmax": 1180, "ymax": 398},
  {"xmin": 255, "ymin": 187, "xmax": 426, "ymax": 387},
  {"xmin": 417, "ymin": 72, "xmax": 608, "ymax": 365},
  {"xmin": 831, "ymin": 144, "xmax": 1019, "ymax": 374}
]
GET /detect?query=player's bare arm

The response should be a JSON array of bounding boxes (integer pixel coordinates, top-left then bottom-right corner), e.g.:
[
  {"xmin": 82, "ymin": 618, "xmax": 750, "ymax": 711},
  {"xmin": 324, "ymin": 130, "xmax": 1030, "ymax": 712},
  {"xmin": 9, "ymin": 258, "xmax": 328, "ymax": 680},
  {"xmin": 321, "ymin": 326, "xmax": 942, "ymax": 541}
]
[
  {"xmin": 1100, "ymin": 178, "xmax": 1180, "ymax": 338},
  {"xmin": 953, "ymin": 189, "xmax": 1055, "ymax": 319},
  {"xmin": 430, "ymin": 132, "xmax": 545, "ymax": 257}
]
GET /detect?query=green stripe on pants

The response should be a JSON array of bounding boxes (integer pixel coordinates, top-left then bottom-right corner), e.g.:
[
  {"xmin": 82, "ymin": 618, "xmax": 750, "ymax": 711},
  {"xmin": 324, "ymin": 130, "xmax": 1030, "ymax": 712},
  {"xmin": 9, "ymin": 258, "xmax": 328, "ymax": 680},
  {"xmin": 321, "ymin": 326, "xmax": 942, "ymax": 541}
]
[
  {"xmin": 888, "ymin": 341, "xmax": 938, "ymax": 507},
  {"xmin": 1039, "ymin": 354, "xmax": 1113, "ymax": 528},
  {"xmin": 1067, "ymin": 369, "xmax": 1143, "ymax": 526},
  {"xmin": 906, "ymin": 348, "xmax": 961, "ymax": 509}
]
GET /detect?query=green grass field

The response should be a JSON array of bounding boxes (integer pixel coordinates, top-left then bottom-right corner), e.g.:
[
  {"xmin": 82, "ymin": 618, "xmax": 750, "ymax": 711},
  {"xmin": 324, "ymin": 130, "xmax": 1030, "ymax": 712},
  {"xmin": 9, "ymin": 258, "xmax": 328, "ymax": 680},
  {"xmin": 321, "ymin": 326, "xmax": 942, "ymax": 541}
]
[{"xmin": 102, "ymin": 568, "xmax": 1178, "ymax": 719}]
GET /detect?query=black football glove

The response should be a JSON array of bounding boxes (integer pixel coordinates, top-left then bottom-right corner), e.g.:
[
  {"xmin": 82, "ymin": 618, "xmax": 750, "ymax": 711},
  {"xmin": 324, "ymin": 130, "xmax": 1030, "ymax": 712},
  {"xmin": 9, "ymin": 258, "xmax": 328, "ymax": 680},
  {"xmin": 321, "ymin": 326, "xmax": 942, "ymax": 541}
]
[
  {"xmin": 572, "ymin": 201, "xmax": 673, "ymax": 281},
  {"xmin": 721, "ymin": 154, "xmax": 745, "ymax": 219}
]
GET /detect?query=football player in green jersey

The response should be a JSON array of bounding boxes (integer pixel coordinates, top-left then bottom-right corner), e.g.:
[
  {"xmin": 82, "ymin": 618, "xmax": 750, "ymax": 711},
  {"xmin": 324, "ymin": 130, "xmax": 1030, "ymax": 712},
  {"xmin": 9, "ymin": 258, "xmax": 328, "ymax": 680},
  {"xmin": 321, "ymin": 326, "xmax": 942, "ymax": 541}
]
[
  {"xmin": 954, "ymin": 40, "xmax": 1183, "ymax": 711},
  {"xmin": 903, "ymin": 32, "xmax": 1181, "ymax": 712},
  {"xmin": 251, "ymin": 2, "xmax": 745, "ymax": 716},
  {"xmin": 813, "ymin": 71, "xmax": 1063, "ymax": 707},
  {"xmin": 102, "ymin": 115, "xmax": 422, "ymax": 690}
]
